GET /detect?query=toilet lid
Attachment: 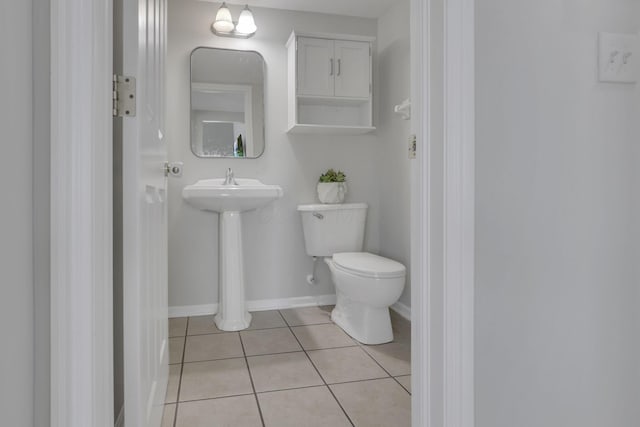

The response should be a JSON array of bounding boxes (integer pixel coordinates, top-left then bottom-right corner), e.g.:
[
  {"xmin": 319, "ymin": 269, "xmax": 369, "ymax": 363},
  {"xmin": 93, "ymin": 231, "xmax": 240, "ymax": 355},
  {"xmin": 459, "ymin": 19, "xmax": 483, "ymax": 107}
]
[{"xmin": 333, "ymin": 252, "xmax": 406, "ymax": 279}]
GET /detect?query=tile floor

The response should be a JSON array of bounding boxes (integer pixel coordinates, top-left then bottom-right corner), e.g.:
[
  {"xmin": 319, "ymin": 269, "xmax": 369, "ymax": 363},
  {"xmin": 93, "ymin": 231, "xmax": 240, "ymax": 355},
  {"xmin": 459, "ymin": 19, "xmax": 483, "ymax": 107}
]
[{"xmin": 163, "ymin": 306, "xmax": 411, "ymax": 427}]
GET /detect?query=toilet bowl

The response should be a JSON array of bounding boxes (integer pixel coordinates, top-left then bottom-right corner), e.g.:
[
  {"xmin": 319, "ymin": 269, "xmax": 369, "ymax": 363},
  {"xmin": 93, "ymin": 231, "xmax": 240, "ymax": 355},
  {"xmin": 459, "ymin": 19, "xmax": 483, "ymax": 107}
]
[
  {"xmin": 325, "ymin": 252, "xmax": 405, "ymax": 344},
  {"xmin": 297, "ymin": 203, "xmax": 407, "ymax": 344}
]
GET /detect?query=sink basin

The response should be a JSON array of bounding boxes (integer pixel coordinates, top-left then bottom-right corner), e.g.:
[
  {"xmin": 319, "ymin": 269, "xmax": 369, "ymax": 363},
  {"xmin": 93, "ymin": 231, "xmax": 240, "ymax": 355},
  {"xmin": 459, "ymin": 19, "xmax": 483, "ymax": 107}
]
[
  {"xmin": 182, "ymin": 178, "xmax": 283, "ymax": 213},
  {"xmin": 181, "ymin": 177, "xmax": 283, "ymax": 331}
]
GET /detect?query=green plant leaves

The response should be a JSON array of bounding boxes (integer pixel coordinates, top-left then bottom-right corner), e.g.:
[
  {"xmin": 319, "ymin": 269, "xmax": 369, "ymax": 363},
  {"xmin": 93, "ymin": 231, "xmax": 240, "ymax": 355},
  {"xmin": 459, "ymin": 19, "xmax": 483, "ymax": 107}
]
[{"xmin": 319, "ymin": 168, "xmax": 346, "ymax": 183}]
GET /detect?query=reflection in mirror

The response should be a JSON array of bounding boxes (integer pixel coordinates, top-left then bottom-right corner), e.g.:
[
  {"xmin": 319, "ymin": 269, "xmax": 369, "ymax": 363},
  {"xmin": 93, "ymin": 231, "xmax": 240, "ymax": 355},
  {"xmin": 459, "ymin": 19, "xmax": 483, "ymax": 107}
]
[{"xmin": 190, "ymin": 48, "xmax": 265, "ymax": 158}]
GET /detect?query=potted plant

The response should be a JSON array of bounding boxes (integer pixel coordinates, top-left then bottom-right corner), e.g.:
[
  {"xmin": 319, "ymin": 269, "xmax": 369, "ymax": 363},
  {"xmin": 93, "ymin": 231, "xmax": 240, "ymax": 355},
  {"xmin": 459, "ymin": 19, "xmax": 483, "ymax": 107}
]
[{"xmin": 317, "ymin": 168, "xmax": 347, "ymax": 204}]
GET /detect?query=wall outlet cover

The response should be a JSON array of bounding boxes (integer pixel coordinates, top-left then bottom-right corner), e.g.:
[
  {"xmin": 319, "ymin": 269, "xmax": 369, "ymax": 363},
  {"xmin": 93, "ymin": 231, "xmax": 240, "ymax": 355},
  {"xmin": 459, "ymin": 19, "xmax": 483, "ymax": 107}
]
[{"xmin": 598, "ymin": 32, "xmax": 638, "ymax": 84}]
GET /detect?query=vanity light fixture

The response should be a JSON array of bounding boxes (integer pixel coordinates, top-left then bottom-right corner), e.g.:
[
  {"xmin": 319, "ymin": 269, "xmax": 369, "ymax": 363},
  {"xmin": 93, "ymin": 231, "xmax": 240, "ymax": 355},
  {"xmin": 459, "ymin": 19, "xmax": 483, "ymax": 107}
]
[
  {"xmin": 212, "ymin": 3, "xmax": 257, "ymax": 38},
  {"xmin": 212, "ymin": 2, "xmax": 234, "ymax": 33}
]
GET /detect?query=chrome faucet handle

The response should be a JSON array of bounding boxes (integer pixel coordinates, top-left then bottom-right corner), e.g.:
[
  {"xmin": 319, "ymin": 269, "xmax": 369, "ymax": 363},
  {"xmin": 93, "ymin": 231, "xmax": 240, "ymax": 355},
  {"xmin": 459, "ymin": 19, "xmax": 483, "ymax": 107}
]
[{"xmin": 224, "ymin": 167, "xmax": 238, "ymax": 185}]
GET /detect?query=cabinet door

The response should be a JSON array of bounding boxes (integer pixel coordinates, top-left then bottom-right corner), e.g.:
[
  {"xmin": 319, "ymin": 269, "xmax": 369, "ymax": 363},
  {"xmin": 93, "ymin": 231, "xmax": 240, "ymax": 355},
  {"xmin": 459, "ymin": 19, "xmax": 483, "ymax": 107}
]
[
  {"xmin": 297, "ymin": 37, "xmax": 334, "ymax": 97},
  {"xmin": 334, "ymin": 40, "xmax": 371, "ymax": 98}
]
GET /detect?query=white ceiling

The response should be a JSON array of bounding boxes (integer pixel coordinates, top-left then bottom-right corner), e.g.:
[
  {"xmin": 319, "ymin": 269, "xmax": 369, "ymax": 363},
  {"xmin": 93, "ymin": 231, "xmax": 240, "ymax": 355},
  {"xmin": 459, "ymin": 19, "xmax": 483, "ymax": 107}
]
[{"xmin": 202, "ymin": 0, "xmax": 397, "ymax": 19}]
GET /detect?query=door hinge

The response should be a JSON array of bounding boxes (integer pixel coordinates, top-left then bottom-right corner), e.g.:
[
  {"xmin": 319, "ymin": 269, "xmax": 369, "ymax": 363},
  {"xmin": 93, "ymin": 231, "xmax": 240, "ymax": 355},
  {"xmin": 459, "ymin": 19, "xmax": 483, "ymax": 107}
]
[
  {"xmin": 113, "ymin": 74, "xmax": 136, "ymax": 117},
  {"xmin": 409, "ymin": 134, "xmax": 417, "ymax": 159}
]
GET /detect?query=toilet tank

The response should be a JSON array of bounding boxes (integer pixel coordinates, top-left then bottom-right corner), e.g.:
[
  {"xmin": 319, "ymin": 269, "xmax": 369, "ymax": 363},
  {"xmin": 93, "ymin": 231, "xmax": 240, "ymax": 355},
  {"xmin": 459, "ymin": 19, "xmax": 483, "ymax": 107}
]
[{"xmin": 297, "ymin": 203, "xmax": 368, "ymax": 257}]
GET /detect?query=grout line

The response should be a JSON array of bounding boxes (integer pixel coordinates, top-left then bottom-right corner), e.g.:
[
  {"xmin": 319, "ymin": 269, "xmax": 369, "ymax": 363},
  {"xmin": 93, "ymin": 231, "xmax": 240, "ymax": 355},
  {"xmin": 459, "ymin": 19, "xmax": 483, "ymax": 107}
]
[
  {"xmin": 245, "ymin": 349, "xmax": 307, "ymax": 359},
  {"xmin": 170, "ymin": 311, "xmax": 410, "ymax": 424},
  {"xmin": 255, "ymin": 383, "xmax": 330, "ymax": 396},
  {"xmin": 278, "ymin": 308, "xmax": 334, "ymax": 328},
  {"xmin": 186, "ymin": 330, "xmax": 237, "ymax": 337},
  {"xmin": 238, "ymin": 331, "xmax": 267, "ymax": 427},
  {"xmin": 359, "ymin": 344, "xmax": 397, "ymax": 378},
  {"xmin": 244, "ymin": 325, "xmax": 290, "ymax": 331},
  {"xmin": 324, "ymin": 374, "xmax": 390, "ymax": 386},
  {"xmin": 356, "ymin": 322, "xmax": 411, "ymax": 376},
  {"xmin": 173, "ymin": 376, "xmax": 408, "ymax": 404},
  {"xmin": 181, "ymin": 353, "xmax": 248, "ymax": 364},
  {"xmin": 358, "ymin": 339, "xmax": 413, "ymax": 396},
  {"xmin": 184, "ymin": 311, "xmax": 333, "ymax": 336},
  {"xmin": 185, "ymin": 332, "xmax": 225, "ymax": 336},
  {"xmin": 241, "ymin": 325, "xmax": 288, "ymax": 332},
  {"xmin": 283, "ymin": 321, "xmax": 334, "ymax": 327},
  {"xmin": 393, "ymin": 375, "xmax": 412, "ymax": 395},
  {"xmin": 178, "ymin": 344, "xmax": 361, "ymax": 366},
  {"xmin": 172, "ymin": 317, "xmax": 189, "ymax": 427},
  {"xmin": 301, "ymin": 344, "xmax": 360, "ymax": 351},
  {"xmin": 174, "ymin": 392, "xmax": 257, "ymax": 404},
  {"xmin": 250, "ymin": 342, "xmax": 359, "ymax": 356},
  {"xmin": 187, "ymin": 329, "xmax": 291, "ymax": 337},
  {"xmin": 280, "ymin": 310, "xmax": 356, "ymax": 427},
  {"xmin": 260, "ymin": 375, "xmax": 393, "ymax": 391}
]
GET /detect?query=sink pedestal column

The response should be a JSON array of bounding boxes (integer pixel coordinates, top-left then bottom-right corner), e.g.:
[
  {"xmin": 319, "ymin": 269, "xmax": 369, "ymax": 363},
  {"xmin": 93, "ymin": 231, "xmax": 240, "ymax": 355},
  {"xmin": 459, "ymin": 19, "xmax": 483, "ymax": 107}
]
[{"xmin": 214, "ymin": 211, "xmax": 252, "ymax": 331}]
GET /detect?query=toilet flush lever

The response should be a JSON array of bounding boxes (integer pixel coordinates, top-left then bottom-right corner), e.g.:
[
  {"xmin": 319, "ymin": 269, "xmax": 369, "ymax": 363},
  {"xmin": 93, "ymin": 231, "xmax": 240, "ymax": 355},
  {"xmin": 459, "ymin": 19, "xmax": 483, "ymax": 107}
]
[{"xmin": 312, "ymin": 212, "xmax": 324, "ymax": 220}]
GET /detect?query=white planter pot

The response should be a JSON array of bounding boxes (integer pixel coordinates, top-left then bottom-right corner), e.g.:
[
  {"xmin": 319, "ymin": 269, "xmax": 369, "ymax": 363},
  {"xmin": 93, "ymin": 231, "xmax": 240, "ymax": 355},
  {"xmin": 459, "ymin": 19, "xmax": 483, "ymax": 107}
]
[{"xmin": 317, "ymin": 182, "xmax": 348, "ymax": 204}]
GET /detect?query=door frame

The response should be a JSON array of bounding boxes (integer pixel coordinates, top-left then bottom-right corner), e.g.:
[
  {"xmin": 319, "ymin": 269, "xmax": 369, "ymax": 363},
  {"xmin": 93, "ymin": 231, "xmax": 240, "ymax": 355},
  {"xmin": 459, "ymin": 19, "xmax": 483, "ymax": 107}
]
[
  {"xmin": 50, "ymin": 0, "xmax": 114, "ymax": 426},
  {"xmin": 410, "ymin": 0, "xmax": 474, "ymax": 425},
  {"xmin": 49, "ymin": 0, "xmax": 476, "ymax": 426}
]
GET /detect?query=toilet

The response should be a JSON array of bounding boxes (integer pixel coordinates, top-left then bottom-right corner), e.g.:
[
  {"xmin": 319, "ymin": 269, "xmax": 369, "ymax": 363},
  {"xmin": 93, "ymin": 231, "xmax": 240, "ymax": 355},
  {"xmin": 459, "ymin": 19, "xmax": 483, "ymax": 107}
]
[{"xmin": 298, "ymin": 203, "xmax": 406, "ymax": 345}]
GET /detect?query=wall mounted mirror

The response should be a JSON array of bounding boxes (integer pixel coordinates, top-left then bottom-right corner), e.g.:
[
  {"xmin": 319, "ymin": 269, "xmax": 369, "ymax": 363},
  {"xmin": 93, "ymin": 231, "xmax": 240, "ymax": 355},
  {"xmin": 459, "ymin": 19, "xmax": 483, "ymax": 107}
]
[{"xmin": 190, "ymin": 47, "xmax": 265, "ymax": 158}]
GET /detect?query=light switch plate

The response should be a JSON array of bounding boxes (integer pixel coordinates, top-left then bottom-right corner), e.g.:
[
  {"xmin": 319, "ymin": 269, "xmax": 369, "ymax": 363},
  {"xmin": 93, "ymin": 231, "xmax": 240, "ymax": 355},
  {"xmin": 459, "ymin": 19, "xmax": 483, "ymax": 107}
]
[{"xmin": 598, "ymin": 32, "xmax": 638, "ymax": 83}]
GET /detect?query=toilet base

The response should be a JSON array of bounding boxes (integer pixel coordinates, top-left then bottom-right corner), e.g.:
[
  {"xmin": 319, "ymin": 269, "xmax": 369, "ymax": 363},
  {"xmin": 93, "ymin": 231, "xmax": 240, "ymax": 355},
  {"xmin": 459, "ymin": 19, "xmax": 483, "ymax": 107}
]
[{"xmin": 331, "ymin": 292, "xmax": 394, "ymax": 345}]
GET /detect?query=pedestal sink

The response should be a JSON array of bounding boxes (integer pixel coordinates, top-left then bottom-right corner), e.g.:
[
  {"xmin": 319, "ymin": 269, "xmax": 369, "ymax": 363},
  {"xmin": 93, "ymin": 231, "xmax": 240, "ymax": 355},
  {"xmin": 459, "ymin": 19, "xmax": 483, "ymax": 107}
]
[{"xmin": 182, "ymin": 177, "xmax": 283, "ymax": 331}]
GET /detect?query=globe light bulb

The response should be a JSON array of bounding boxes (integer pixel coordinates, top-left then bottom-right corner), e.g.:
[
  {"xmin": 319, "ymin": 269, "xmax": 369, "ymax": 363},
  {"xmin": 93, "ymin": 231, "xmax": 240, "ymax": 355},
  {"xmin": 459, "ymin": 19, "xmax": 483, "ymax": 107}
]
[
  {"xmin": 235, "ymin": 5, "xmax": 257, "ymax": 35},
  {"xmin": 213, "ymin": 2, "xmax": 234, "ymax": 33}
]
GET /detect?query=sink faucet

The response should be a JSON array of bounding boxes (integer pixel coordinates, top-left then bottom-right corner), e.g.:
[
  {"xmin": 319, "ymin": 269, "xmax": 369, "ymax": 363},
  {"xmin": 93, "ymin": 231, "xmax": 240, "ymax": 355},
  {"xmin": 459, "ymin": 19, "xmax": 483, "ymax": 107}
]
[{"xmin": 224, "ymin": 167, "xmax": 238, "ymax": 185}]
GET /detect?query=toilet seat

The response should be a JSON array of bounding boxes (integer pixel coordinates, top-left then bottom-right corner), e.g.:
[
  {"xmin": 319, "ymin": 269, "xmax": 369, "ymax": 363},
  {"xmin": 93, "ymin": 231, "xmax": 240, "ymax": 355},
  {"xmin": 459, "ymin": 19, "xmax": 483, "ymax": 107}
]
[{"xmin": 332, "ymin": 252, "xmax": 406, "ymax": 279}]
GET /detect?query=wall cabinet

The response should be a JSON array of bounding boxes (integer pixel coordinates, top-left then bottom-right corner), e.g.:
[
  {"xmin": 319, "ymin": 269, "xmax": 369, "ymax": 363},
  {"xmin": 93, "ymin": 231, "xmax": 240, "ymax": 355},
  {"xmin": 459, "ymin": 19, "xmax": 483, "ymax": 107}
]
[{"xmin": 287, "ymin": 31, "xmax": 375, "ymax": 134}]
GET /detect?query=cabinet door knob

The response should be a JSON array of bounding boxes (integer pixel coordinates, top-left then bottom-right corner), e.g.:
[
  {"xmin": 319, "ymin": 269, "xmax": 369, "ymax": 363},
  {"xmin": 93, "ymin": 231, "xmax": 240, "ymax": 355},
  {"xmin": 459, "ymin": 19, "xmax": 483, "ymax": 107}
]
[
  {"xmin": 337, "ymin": 59, "xmax": 341, "ymax": 76},
  {"xmin": 330, "ymin": 58, "xmax": 334, "ymax": 76}
]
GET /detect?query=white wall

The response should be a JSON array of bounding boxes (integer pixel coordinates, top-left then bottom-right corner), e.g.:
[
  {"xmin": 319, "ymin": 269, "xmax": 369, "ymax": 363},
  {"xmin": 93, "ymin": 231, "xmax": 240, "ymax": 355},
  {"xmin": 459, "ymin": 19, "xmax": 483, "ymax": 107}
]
[
  {"xmin": 476, "ymin": 1, "xmax": 640, "ymax": 426},
  {"xmin": 376, "ymin": 0, "xmax": 411, "ymax": 308},
  {"xmin": 0, "ymin": 1, "xmax": 35, "ymax": 425},
  {"xmin": 167, "ymin": 1, "xmax": 381, "ymax": 309}
]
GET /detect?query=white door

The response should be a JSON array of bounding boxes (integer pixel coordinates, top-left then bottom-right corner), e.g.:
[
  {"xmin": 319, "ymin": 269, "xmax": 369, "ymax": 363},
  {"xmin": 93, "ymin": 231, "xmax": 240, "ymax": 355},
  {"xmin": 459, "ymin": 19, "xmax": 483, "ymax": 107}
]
[
  {"xmin": 121, "ymin": 0, "xmax": 168, "ymax": 426},
  {"xmin": 297, "ymin": 37, "xmax": 335, "ymax": 96},
  {"xmin": 334, "ymin": 40, "xmax": 371, "ymax": 98}
]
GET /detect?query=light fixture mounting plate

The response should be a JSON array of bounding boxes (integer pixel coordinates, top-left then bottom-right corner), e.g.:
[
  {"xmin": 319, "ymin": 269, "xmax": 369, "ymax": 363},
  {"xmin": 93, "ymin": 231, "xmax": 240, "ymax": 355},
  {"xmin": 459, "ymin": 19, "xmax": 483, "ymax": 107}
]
[{"xmin": 211, "ymin": 23, "xmax": 255, "ymax": 39}]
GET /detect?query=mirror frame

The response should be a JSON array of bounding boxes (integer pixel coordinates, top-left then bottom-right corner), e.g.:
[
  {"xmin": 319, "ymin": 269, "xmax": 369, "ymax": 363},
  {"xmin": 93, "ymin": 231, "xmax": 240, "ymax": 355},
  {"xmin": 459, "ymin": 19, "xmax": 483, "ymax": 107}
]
[{"xmin": 189, "ymin": 46, "xmax": 266, "ymax": 159}]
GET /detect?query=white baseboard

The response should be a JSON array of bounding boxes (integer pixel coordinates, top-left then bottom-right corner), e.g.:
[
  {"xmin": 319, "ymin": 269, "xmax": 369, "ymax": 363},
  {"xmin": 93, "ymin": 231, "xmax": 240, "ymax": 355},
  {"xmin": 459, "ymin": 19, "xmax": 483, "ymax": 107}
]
[
  {"xmin": 169, "ymin": 304, "xmax": 218, "ymax": 318},
  {"xmin": 391, "ymin": 301, "xmax": 411, "ymax": 321},
  {"xmin": 248, "ymin": 294, "xmax": 337, "ymax": 311},
  {"xmin": 114, "ymin": 406, "xmax": 124, "ymax": 427},
  {"xmin": 168, "ymin": 294, "xmax": 338, "ymax": 318},
  {"xmin": 169, "ymin": 295, "xmax": 410, "ymax": 321}
]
